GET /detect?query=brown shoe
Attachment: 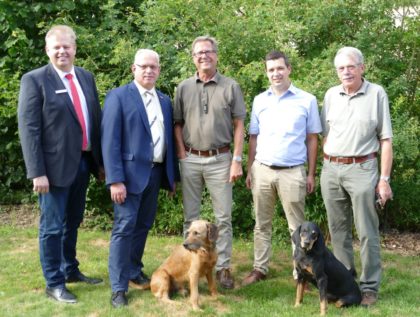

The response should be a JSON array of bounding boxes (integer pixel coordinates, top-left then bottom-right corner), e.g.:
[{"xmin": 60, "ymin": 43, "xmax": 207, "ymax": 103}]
[
  {"xmin": 216, "ymin": 268, "xmax": 235, "ymax": 289},
  {"xmin": 242, "ymin": 269, "xmax": 266, "ymax": 286},
  {"xmin": 361, "ymin": 291, "xmax": 378, "ymax": 307}
]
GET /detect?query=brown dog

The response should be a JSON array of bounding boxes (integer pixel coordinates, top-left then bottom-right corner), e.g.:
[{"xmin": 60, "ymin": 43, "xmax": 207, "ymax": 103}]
[{"xmin": 150, "ymin": 220, "xmax": 218, "ymax": 310}]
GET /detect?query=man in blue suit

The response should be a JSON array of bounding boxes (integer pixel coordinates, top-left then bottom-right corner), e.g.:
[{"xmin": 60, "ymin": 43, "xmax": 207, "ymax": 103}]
[
  {"xmin": 18, "ymin": 25, "xmax": 103, "ymax": 304},
  {"xmin": 101, "ymin": 49, "xmax": 179, "ymax": 308}
]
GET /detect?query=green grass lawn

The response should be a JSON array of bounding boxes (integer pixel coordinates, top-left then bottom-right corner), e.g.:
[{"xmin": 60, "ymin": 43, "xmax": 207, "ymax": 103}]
[{"xmin": 0, "ymin": 224, "xmax": 418, "ymax": 317}]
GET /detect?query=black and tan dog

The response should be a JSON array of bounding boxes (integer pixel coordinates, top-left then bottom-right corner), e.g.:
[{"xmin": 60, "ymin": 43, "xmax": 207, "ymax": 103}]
[
  {"xmin": 292, "ymin": 221, "xmax": 361, "ymax": 315},
  {"xmin": 150, "ymin": 220, "xmax": 218, "ymax": 310}
]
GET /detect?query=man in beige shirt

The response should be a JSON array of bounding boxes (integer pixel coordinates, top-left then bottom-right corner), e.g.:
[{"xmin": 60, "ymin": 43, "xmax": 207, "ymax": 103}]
[{"xmin": 321, "ymin": 47, "xmax": 393, "ymax": 307}]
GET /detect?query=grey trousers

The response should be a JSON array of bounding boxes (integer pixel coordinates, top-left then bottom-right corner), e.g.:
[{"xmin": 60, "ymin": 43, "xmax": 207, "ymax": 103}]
[
  {"xmin": 320, "ymin": 158, "xmax": 381, "ymax": 293},
  {"xmin": 180, "ymin": 152, "xmax": 233, "ymax": 270}
]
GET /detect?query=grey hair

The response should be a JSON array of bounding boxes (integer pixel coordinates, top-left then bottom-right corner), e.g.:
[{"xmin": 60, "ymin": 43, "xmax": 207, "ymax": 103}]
[
  {"xmin": 45, "ymin": 25, "xmax": 76, "ymax": 44},
  {"xmin": 191, "ymin": 36, "xmax": 218, "ymax": 54},
  {"xmin": 134, "ymin": 49, "xmax": 160, "ymax": 65},
  {"xmin": 334, "ymin": 47, "xmax": 364, "ymax": 67}
]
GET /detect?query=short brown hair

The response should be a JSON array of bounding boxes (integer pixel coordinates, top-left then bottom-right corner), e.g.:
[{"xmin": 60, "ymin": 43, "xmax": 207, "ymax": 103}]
[{"xmin": 265, "ymin": 50, "xmax": 290, "ymax": 67}]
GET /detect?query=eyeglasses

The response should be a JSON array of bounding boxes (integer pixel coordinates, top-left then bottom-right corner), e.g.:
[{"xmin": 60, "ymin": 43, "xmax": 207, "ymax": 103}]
[
  {"xmin": 135, "ymin": 64, "xmax": 158, "ymax": 71},
  {"xmin": 193, "ymin": 50, "xmax": 216, "ymax": 58},
  {"xmin": 336, "ymin": 64, "xmax": 360, "ymax": 72}
]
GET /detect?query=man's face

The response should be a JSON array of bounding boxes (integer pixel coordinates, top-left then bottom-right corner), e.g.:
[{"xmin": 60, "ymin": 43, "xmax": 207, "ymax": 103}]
[
  {"xmin": 45, "ymin": 32, "xmax": 76, "ymax": 72},
  {"xmin": 132, "ymin": 52, "xmax": 160, "ymax": 90},
  {"xmin": 335, "ymin": 54, "xmax": 365, "ymax": 92},
  {"xmin": 192, "ymin": 40, "xmax": 218, "ymax": 74},
  {"xmin": 266, "ymin": 58, "xmax": 291, "ymax": 90}
]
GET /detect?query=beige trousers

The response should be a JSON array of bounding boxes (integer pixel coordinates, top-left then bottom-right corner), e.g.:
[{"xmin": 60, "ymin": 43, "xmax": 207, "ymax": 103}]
[{"xmin": 251, "ymin": 161, "xmax": 306, "ymax": 275}]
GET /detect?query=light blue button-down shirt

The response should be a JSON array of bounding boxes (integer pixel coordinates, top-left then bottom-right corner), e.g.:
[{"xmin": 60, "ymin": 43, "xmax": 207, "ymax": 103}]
[{"xmin": 249, "ymin": 84, "xmax": 322, "ymax": 166}]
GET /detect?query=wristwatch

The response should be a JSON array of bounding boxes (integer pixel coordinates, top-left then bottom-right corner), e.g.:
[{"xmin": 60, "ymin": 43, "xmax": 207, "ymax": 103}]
[
  {"xmin": 380, "ymin": 176, "xmax": 390, "ymax": 183},
  {"xmin": 232, "ymin": 156, "xmax": 242, "ymax": 162}
]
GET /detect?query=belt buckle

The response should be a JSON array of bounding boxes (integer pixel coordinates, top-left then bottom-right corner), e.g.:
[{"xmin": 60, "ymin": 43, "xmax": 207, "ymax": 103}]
[{"xmin": 209, "ymin": 149, "xmax": 213, "ymax": 156}]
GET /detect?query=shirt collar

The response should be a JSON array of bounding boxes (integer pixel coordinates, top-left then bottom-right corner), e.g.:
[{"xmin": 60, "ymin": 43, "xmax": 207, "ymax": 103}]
[
  {"xmin": 339, "ymin": 78, "xmax": 369, "ymax": 95},
  {"xmin": 195, "ymin": 71, "xmax": 219, "ymax": 83},
  {"xmin": 133, "ymin": 80, "xmax": 156, "ymax": 97},
  {"xmin": 52, "ymin": 64, "xmax": 75, "ymax": 80},
  {"xmin": 266, "ymin": 83, "xmax": 297, "ymax": 97}
]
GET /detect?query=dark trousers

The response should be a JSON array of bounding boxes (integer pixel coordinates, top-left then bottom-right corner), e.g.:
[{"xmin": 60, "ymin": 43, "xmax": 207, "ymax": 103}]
[
  {"xmin": 108, "ymin": 164, "xmax": 163, "ymax": 292},
  {"xmin": 38, "ymin": 155, "xmax": 90, "ymax": 288}
]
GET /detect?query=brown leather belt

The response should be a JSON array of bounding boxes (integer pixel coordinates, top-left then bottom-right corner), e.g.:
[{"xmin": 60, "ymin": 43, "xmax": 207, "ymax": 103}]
[
  {"xmin": 324, "ymin": 152, "xmax": 377, "ymax": 164},
  {"xmin": 185, "ymin": 145, "xmax": 230, "ymax": 157}
]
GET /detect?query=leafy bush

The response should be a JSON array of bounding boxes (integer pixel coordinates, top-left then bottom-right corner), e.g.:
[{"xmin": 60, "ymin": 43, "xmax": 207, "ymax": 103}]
[{"xmin": 1, "ymin": 0, "xmax": 418, "ymax": 238}]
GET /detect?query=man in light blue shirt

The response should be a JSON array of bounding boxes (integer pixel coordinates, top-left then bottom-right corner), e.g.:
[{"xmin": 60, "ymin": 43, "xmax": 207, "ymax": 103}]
[{"xmin": 242, "ymin": 50, "xmax": 322, "ymax": 286}]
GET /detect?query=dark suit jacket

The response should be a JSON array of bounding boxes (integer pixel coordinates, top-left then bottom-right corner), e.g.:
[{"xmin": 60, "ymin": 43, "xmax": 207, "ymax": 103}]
[
  {"xmin": 101, "ymin": 82, "xmax": 179, "ymax": 194},
  {"xmin": 18, "ymin": 63, "xmax": 103, "ymax": 187}
]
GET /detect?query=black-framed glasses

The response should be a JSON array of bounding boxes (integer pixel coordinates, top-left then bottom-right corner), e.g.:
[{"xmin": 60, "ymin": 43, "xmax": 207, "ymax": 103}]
[{"xmin": 193, "ymin": 50, "xmax": 216, "ymax": 58}]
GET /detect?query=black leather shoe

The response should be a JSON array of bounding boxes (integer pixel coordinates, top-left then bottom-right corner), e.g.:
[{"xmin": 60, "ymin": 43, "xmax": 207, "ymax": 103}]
[
  {"xmin": 111, "ymin": 291, "xmax": 128, "ymax": 308},
  {"xmin": 129, "ymin": 272, "xmax": 150, "ymax": 290},
  {"xmin": 46, "ymin": 287, "xmax": 77, "ymax": 303},
  {"xmin": 66, "ymin": 272, "xmax": 103, "ymax": 285}
]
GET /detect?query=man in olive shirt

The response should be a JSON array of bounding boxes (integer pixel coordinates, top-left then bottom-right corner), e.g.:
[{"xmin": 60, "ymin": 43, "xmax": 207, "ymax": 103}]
[
  {"xmin": 321, "ymin": 47, "xmax": 393, "ymax": 307},
  {"xmin": 174, "ymin": 35, "xmax": 246, "ymax": 289}
]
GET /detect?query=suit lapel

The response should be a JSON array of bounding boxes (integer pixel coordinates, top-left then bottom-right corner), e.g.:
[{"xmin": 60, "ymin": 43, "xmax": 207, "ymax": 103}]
[
  {"xmin": 46, "ymin": 64, "xmax": 79, "ymax": 122},
  {"xmin": 156, "ymin": 90, "xmax": 171, "ymax": 145},
  {"xmin": 129, "ymin": 82, "xmax": 152, "ymax": 139}
]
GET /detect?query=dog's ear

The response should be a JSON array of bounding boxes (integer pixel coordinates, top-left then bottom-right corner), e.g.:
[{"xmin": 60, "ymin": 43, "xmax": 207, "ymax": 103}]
[
  {"xmin": 291, "ymin": 225, "xmax": 301, "ymax": 245},
  {"xmin": 207, "ymin": 223, "xmax": 218, "ymax": 242},
  {"xmin": 315, "ymin": 225, "xmax": 325, "ymax": 247}
]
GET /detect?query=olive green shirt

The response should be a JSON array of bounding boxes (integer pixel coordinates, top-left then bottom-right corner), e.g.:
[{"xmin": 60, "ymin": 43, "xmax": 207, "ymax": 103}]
[
  {"xmin": 321, "ymin": 79, "xmax": 393, "ymax": 156},
  {"xmin": 174, "ymin": 72, "xmax": 246, "ymax": 150}
]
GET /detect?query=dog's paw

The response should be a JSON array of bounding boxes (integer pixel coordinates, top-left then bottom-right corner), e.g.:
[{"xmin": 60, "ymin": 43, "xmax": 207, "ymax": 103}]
[
  {"xmin": 335, "ymin": 299, "xmax": 345, "ymax": 308},
  {"xmin": 210, "ymin": 292, "xmax": 218, "ymax": 298},
  {"xmin": 178, "ymin": 288, "xmax": 188, "ymax": 297},
  {"xmin": 191, "ymin": 305, "xmax": 203, "ymax": 312}
]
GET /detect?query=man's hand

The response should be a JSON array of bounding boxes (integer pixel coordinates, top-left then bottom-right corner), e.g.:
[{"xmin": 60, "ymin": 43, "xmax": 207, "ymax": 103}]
[
  {"xmin": 168, "ymin": 183, "xmax": 177, "ymax": 198},
  {"xmin": 306, "ymin": 175, "xmax": 315, "ymax": 194},
  {"xmin": 376, "ymin": 179, "xmax": 393, "ymax": 207},
  {"xmin": 110, "ymin": 182, "xmax": 127, "ymax": 204},
  {"xmin": 177, "ymin": 151, "xmax": 187, "ymax": 160},
  {"xmin": 98, "ymin": 167, "xmax": 105, "ymax": 182},
  {"xmin": 229, "ymin": 161, "xmax": 243, "ymax": 183},
  {"xmin": 33, "ymin": 176, "xmax": 49, "ymax": 194},
  {"xmin": 245, "ymin": 174, "xmax": 252, "ymax": 189}
]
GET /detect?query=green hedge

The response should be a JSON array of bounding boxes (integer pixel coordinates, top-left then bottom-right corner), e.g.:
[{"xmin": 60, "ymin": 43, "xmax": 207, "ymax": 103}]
[{"xmin": 1, "ymin": 0, "xmax": 418, "ymax": 236}]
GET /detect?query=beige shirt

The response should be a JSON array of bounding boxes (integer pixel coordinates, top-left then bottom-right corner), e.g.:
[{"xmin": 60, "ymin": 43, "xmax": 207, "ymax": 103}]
[
  {"xmin": 174, "ymin": 72, "xmax": 246, "ymax": 150},
  {"xmin": 321, "ymin": 79, "xmax": 393, "ymax": 156}
]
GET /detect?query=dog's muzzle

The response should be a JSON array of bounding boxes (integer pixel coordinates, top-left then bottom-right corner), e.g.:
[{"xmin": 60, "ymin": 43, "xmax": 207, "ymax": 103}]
[{"xmin": 183, "ymin": 242, "xmax": 201, "ymax": 251}]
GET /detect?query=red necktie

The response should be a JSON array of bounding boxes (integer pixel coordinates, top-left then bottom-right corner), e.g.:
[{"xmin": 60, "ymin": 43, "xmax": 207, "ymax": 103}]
[{"xmin": 65, "ymin": 73, "xmax": 88, "ymax": 150}]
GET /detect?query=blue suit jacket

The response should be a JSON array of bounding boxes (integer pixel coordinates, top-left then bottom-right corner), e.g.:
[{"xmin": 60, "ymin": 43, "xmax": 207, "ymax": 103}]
[
  {"xmin": 101, "ymin": 82, "xmax": 179, "ymax": 194},
  {"xmin": 18, "ymin": 63, "xmax": 103, "ymax": 187}
]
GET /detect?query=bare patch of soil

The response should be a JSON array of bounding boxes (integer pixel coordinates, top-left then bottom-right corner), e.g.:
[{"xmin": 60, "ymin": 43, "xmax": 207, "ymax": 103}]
[
  {"xmin": 380, "ymin": 229, "xmax": 420, "ymax": 256},
  {"xmin": 0, "ymin": 204, "xmax": 39, "ymax": 228},
  {"xmin": 1, "ymin": 204, "xmax": 419, "ymax": 256}
]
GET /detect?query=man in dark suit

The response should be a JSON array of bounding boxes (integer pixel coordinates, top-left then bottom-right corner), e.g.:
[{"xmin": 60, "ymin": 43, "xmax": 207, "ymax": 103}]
[
  {"xmin": 18, "ymin": 25, "xmax": 103, "ymax": 304},
  {"xmin": 101, "ymin": 49, "xmax": 179, "ymax": 308}
]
